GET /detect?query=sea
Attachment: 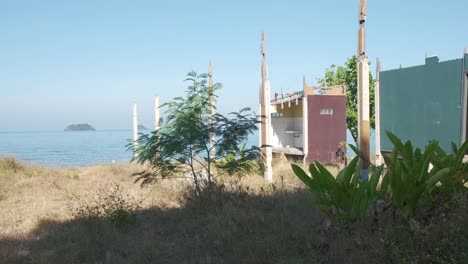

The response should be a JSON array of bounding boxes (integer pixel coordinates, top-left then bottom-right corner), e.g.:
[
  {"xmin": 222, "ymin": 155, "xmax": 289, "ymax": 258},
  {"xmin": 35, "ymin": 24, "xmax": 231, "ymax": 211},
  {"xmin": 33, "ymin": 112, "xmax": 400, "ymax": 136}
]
[{"xmin": 0, "ymin": 130, "xmax": 375, "ymax": 168}]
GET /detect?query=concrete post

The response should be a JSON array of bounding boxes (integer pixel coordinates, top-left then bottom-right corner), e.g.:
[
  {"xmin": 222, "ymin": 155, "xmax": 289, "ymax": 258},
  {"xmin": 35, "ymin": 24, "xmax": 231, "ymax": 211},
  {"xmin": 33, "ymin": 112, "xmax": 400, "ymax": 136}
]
[
  {"xmin": 357, "ymin": 0, "xmax": 370, "ymax": 180},
  {"xmin": 154, "ymin": 96, "xmax": 160, "ymax": 132},
  {"xmin": 375, "ymin": 58, "xmax": 383, "ymax": 166},
  {"xmin": 302, "ymin": 76, "xmax": 309, "ymax": 165},
  {"xmin": 260, "ymin": 32, "xmax": 273, "ymax": 182}
]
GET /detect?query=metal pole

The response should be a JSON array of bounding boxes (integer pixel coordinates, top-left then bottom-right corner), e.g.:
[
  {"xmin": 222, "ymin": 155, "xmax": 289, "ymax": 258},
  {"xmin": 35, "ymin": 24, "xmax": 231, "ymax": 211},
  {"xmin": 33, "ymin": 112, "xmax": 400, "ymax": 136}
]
[
  {"xmin": 375, "ymin": 58, "xmax": 382, "ymax": 166},
  {"xmin": 357, "ymin": 0, "xmax": 370, "ymax": 179},
  {"xmin": 133, "ymin": 103, "xmax": 138, "ymax": 158},
  {"xmin": 260, "ymin": 32, "xmax": 273, "ymax": 182}
]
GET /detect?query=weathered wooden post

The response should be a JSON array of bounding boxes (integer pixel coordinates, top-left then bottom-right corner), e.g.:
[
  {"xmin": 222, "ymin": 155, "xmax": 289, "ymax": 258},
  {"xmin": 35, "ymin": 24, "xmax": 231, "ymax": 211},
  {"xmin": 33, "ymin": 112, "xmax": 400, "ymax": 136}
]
[
  {"xmin": 357, "ymin": 0, "xmax": 370, "ymax": 179},
  {"xmin": 154, "ymin": 96, "xmax": 160, "ymax": 132},
  {"xmin": 259, "ymin": 32, "xmax": 273, "ymax": 182},
  {"xmin": 208, "ymin": 61, "xmax": 216, "ymax": 158},
  {"xmin": 133, "ymin": 103, "xmax": 138, "ymax": 158},
  {"xmin": 375, "ymin": 57, "xmax": 383, "ymax": 166}
]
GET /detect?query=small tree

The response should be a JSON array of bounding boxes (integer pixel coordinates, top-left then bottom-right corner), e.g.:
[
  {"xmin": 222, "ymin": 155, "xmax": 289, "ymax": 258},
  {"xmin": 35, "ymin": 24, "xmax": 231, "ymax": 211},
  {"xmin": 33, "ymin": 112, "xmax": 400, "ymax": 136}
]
[
  {"xmin": 317, "ymin": 56, "xmax": 375, "ymax": 144},
  {"xmin": 131, "ymin": 71, "xmax": 259, "ymax": 196}
]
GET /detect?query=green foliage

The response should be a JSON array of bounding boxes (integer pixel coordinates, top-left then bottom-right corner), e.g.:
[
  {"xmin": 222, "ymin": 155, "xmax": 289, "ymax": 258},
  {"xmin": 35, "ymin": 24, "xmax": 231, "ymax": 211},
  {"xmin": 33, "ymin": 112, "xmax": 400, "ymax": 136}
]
[
  {"xmin": 383, "ymin": 131, "xmax": 468, "ymax": 217},
  {"xmin": 131, "ymin": 71, "xmax": 259, "ymax": 195},
  {"xmin": 317, "ymin": 56, "xmax": 375, "ymax": 143},
  {"xmin": 292, "ymin": 156, "xmax": 385, "ymax": 219},
  {"xmin": 75, "ymin": 184, "xmax": 142, "ymax": 232},
  {"xmin": 214, "ymin": 144, "xmax": 260, "ymax": 176},
  {"xmin": 431, "ymin": 140, "xmax": 468, "ymax": 193},
  {"xmin": 292, "ymin": 131, "xmax": 468, "ymax": 220}
]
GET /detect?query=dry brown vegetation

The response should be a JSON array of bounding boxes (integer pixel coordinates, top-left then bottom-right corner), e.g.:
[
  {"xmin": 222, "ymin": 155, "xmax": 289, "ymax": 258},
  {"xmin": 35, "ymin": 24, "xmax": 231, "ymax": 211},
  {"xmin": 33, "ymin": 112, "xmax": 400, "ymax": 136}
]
[{"xmin": 0, "ymin": 156, "xmax": 466, "ymax": 263}]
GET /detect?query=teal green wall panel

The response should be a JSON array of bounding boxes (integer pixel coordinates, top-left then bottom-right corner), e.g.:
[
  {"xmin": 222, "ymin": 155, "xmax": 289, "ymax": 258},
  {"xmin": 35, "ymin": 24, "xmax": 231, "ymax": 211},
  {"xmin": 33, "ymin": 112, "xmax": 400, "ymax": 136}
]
[{"xmin": 380, "ymin": 58, "xmax": 464, "ymax": 152}]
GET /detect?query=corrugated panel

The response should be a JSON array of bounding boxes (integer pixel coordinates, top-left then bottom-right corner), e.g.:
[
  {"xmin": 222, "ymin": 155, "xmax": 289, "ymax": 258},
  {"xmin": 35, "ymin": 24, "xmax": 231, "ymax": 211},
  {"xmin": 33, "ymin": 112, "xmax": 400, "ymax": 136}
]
[
  {"xmin": 380, "ymin": 58, "xmax": 464, "ymax": 152},
  {"xmin": 307, "ymin": 95, "xmax": 347, "ymax": 164}
]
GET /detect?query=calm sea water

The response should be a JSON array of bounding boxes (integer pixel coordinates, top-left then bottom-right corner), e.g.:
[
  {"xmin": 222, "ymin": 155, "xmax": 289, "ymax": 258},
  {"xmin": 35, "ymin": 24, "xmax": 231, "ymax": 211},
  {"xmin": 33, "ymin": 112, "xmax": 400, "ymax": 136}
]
[
  {"xmin": 0, "ymin": 130, "xmax": 134, "ymax": 167},
  {"xmin": 0, "ymin": 129, "xmax": 374, "ymax": 167}
]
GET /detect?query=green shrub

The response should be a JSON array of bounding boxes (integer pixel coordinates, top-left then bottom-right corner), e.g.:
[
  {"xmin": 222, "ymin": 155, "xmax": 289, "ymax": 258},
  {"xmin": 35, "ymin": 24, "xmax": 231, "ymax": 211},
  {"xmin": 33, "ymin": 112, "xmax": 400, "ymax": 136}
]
[
  {"xmin": 292, "ymin": 153, "xmax": 385, "ymax": 220},
  {"xmin": 292, "ymin": 131, "xmax": 468, "ymax": 221},
  {"xmin": 75, "ymin": 183, "xmax": 142, "ymax": 231},
  {"xmin": 214, "ymin": 144, "xmax": 259, "ymax": 176},
  {"xmin": 382, "ymin": 131, "xmax": 468, "ymax": 217}
]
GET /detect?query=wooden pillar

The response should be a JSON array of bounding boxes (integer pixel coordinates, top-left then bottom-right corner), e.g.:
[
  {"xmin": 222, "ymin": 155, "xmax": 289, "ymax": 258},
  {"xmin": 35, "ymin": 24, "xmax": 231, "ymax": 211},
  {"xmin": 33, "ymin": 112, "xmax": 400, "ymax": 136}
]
[
  {"xmin": 260, "ymin": 32, "xmax": 273, "ymax": 182},
  {"xmin": 357, "ymin": 0, "xmax": 370, "ymax": 179},
  {"xmin": 133, "ymin": 103, "xmax": 138, "ymax": 158},
  {"xmin": 208, "ymin": 61, "xmax": 216, "ymax": 157},
  {"xmin": 375, "ymin": 58, "xmax": 383, "ymax": 166}
]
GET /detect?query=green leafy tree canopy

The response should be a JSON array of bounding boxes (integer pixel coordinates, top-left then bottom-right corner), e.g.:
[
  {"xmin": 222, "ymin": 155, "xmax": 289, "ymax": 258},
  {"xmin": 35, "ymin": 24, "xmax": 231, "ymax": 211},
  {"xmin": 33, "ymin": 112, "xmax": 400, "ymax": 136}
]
[
  {"xmin": 131, "ymin": 71, "xmax": 259, "ymax": 196},
  {"xmin": 317, "ymin": 56, "xmax": 375, "ymax": 144}
]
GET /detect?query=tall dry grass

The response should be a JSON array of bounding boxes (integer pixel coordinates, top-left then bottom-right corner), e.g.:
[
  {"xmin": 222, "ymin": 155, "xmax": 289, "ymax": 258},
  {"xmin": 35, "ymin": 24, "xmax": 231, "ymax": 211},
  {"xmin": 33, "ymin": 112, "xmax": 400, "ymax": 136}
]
[{"xmin": 0, "ymin": 157, "xmax": 466, "ymax": 263}]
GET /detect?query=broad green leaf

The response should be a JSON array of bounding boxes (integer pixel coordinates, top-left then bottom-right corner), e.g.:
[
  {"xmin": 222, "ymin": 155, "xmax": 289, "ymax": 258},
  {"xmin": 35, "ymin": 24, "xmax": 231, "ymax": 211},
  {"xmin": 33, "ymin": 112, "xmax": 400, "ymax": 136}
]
[
  {"xmin": 291, "ymin": 164, "xmax": 316, "ymax": 192},
  {"xmin": 368, "ymin": 165, "xmax": 384, "ymax": 197}
]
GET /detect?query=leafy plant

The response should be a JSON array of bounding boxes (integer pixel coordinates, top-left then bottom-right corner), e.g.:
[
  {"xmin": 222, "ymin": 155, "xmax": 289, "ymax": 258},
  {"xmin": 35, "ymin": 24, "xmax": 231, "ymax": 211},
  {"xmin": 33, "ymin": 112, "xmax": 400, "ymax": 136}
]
[
  {"xmin": 215, "ymin": 144, "xmax": 259, "ymax": 176},
  {"xmin": 317, "ymin": 56, "xmax": 375, "ymax": 143},
  {"xmin": 292, "ymin": 154, "xmax": 385, "ymax": 220},
  {"xmin": 382, "ymin": 131, "xmax": 468, "ymax": 217},
  {"xmin": 131, "ymin": 71, "xmax": 259, "ymax": 196},
  {"xmin": 75, "ymin": 183, "xmax": 142, "ymax": 231},
  {"xmin": 293, "ymin": 131, "xmax": 468, "ymax": 220},
  {"xmin": 382, "ymin": 132, "xmax": 445, "ymax": 217},
  {"xmin": 431, "ymin": 141, "xmax": 468, "ymax": 193}
]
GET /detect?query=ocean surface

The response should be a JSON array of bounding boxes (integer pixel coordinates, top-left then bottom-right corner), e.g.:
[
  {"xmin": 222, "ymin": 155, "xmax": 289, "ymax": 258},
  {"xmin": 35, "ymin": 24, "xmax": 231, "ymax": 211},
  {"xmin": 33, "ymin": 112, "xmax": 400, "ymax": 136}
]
[{"xmin": 0, "ymin": 129, "xmax": 374, "ymax": 167}]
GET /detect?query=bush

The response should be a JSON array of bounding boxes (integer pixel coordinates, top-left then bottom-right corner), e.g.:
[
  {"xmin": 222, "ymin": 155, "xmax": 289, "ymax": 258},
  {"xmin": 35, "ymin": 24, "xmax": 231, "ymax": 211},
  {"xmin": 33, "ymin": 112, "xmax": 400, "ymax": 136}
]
[
  {"xmin": 292, "ymin": 154, "xmax": 385, "ymax": 220},
  {"xmin": 292, "ymin": 132, "xmax": 468, "ymax": 220},
  {"xmin": 214, "ymin": 144, "xmax": 260, "ymax": 176},
  {"xmin": 75, "ymin": 183, "xmax": 142, "ymax": 231},
  {"xmin": 131, "ymin": 71, "xmax": 259, "ymax": 197},
  {"xmin": 0, "ymin": 157, "xmax": 24, "ymax": 173}
]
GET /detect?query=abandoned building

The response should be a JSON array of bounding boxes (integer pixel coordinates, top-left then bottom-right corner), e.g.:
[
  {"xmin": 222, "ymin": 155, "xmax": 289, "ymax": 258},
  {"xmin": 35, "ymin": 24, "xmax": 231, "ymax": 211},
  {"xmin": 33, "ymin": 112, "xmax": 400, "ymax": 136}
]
[{"xmin": 268, "ymin": 78, "xmax": 347, "ymax": 165}]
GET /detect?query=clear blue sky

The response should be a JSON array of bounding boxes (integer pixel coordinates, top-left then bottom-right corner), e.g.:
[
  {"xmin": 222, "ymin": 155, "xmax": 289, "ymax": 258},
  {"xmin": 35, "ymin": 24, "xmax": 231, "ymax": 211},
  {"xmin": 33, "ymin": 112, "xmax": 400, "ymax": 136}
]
[{"xmin": 1, "ymin": 0, "xmax": 467, "ymax": 131}]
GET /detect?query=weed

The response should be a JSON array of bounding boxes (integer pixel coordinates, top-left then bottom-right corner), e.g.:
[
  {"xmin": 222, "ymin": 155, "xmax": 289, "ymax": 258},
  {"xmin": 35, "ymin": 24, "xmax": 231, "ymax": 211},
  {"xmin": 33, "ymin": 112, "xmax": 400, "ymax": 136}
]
[
  {"xmin": 75, "ymin": 183, "xmax": 142, "ymax": 232},
  {"xmin": 0, "ymin": 157, "xmax": 24, "ymax": 173},
  {"xmin": 215, "ymin": 144, "xmax": 260, "ymax": 176}
]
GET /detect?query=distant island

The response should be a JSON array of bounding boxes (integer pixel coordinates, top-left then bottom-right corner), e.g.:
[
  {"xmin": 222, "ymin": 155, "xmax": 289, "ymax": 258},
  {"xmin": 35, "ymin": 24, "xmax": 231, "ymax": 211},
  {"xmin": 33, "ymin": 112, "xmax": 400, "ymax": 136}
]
[
  {"xmin": 138, "ymin": 124, "xmax": 148, "ymax": 130},
  {"xmin": 64, "ymin": 124, "xmax": 96, "ymax": 131}
]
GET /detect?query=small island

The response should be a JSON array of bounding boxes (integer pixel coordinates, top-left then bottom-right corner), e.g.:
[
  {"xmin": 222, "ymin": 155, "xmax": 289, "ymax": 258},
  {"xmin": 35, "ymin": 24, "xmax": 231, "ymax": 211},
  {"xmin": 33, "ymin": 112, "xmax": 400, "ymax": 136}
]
[{"xmin": 64, "ymin": 123, "xmax": 96, "ymax": 131}]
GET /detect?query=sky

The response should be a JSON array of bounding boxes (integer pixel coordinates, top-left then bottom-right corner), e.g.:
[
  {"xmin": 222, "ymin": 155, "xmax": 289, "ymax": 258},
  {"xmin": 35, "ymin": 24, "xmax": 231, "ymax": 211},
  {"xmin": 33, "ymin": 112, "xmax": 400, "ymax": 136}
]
[{"xmin": 1, "ymin": 0, "xmax": 467, "ymax": 131}]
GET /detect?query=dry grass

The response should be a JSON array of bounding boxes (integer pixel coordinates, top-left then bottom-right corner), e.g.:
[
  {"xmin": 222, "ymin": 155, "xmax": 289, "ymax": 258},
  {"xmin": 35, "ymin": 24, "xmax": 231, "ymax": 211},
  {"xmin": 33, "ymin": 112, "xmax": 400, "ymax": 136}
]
[{"xmin": 0, "ymin": 157, "xmax": 466, "ymax": 263}]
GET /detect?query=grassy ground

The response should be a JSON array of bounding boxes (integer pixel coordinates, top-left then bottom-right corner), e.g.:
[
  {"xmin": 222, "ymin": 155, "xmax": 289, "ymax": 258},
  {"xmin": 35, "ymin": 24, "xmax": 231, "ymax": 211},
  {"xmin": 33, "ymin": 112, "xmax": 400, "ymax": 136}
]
[{"xmin": 0, "ymin": 156, "xmax": 466, "ymax": 263}]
